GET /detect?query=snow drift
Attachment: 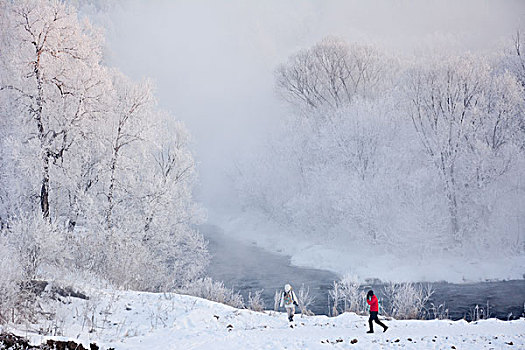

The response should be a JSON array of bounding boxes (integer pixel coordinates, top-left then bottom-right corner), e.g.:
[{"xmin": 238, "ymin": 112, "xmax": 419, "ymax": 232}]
[{"xmin": 4, "ymin": 289, "xmax": 524, "ymax": 349}]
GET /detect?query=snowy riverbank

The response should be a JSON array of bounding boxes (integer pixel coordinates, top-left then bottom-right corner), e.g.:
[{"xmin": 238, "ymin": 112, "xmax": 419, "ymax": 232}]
[
  {"xmin": 211, "ymin": 210, "xmax": 525, "ymax": 284},
  {"xmin": 3, "ymin": 289, "xmax": 524, "ymax": 349}
]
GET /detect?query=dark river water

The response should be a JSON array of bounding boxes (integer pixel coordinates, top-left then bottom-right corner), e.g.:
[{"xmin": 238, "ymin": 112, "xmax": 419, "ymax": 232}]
[{"xmin": 202, "ymin": 224, "xmax": 525, "ymax": 321}]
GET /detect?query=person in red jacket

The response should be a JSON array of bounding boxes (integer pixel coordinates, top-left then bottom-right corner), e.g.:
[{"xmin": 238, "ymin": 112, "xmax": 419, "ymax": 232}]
[{"xmin": 366, "ymin": 290, "xmax": 388, "ymax": 333}]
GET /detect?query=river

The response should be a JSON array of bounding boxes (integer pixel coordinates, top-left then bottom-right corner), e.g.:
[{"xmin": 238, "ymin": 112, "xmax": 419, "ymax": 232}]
[{"xmin": 202, "ymin": 224, "xmax": 525, "ymax": 320}]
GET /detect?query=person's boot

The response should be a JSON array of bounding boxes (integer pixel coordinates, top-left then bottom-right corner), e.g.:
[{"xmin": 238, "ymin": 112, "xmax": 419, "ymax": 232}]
[
  {"xmin": 288, "ymin": 315, "xmax": 293, "ymax": 322},
  {"xmin": 366, "ymin": 330, "xmax": 374, "ymax": 333},
  {"xmin": 383, "ymin": 326, "xmax": 388, "ymax": 332}
]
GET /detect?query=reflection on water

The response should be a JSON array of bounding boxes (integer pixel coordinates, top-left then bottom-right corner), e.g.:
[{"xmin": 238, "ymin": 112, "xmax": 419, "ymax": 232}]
[{"xmin": 202, "ymin": 224, "xmax": 525, "ymax": 320}]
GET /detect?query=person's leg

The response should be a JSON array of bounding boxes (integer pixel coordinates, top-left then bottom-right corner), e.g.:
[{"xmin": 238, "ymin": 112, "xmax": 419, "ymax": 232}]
[
  {"xmin": 367, "ymin": 313, "xmax": 374, "ymax": 333},
  {"xmin": 287, "ymin": 307, "xmax": 294, "ymax": 321},
  {"xmin": 373, "ymin": 313, "xmax": 388, "ymax": 331}
]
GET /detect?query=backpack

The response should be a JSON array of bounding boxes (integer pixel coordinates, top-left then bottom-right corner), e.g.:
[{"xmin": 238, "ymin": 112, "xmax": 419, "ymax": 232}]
[{"xmin": 283, "ymin": 291, "xmax": 293, "ymax": 305}]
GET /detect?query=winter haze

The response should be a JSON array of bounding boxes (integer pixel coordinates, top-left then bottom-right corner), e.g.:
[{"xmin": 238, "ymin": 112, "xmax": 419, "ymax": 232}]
[
  {"xmin": 96, "ymin": 0, "xmax": 525, "ymax": 209},
  {"xmin": 1, "ymin": 0, "xmax": 525, "ymax": 347}
]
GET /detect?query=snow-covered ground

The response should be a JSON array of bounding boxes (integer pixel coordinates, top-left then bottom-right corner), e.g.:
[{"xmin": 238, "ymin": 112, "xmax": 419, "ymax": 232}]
[
  {"xmin": 212, "ymin": 210, "xmax": 525, "ymax": 284},
  {"xmin": 5, "ymin": 289, "xmax": 524, "ymax": 349}
]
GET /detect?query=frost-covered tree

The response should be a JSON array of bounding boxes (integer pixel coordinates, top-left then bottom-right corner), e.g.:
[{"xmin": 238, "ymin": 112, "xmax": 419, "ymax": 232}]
[
  {"xmin": 0, "ymin": 233, "xmax": 23, "ymax": 323},
  {"xmin": 501, "ymin": 30, "xmax": 525, "ymax": 151},
  {"xmin": 506, "ymin": 30, "xmax": 525, "ymax": 89},
  {"xmin": 245, "ymin": 46, "xmax": 407, "ymax": 242},
  {"xmin": 235, "ymin": 37, "xmax": 525, "ymax": 256},
  {"xmin": 276, "ymin": 37, "xmax": 394, "ymax": 113},
  {"xmin": 0, "ymin": 0, "xmax": 208, "ymax": 296},
  {"xmin": 0, "ymin": 0, "xmax": 108, "ymax": 220},
  {"xmin": 103, "ymin": 73, "xmax": 153, "ymax": 229},
  {"xmin": 405, "ymin": 56, "xmax": 523, "ymax": 242}
]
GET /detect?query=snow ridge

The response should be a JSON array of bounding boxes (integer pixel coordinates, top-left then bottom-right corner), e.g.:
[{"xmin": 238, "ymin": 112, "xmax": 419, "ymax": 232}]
[{"xmin": 10, "ymin": 290, "xmax": 525, "ymax": 350}]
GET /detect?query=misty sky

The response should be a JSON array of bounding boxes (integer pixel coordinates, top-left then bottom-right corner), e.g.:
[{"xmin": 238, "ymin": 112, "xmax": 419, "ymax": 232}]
[{"xmin": 94, "ymin": 0, "xmax": 525, "ymax": 208}]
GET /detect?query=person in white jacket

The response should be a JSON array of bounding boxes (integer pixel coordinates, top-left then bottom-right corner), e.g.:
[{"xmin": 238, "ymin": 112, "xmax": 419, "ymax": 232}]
[{"xmin": 280, "ymin": 283, "xmax": 299, "ymax": 322}]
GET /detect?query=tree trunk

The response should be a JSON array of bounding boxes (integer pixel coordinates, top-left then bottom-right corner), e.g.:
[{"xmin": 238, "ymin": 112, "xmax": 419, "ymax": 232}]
[
  {"xmin": 444, "ymin": 166, "xmax": 460, "ymax": 243},
  {"xmin": 446, "ymin": 189, "xmax": 459, "ymax": 241},
  {"xmin": 34, "ymin": 49, "xmax": 50, "ymax": 219},
  {"xmin": 106, "ymin": 155, "xmax": 117, "ymax": 228},
  {"xmin": 40, "ymin": 153, "xmax": 50, "ymax": 219}
]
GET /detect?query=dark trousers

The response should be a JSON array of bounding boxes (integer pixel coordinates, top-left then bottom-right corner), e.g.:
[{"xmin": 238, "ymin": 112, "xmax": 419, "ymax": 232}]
[{"xmin": 368, "ymin": 311, "xmax": 386, "ymax": 331}]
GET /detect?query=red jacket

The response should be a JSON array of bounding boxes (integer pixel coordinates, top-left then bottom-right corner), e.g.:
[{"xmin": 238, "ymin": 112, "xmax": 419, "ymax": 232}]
[{"xmin": 367, "ymin": 295, "xmax": 379, "ymax": 312}]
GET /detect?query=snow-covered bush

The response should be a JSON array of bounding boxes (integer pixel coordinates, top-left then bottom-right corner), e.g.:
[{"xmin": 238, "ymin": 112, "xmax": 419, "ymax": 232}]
[
  {"xmin": 328, "ymin": 281, "xmax": 342, "ymax": 317},
  {"xmin": 297, "ymin": 284, "xmax": 315, "ymax": 316},
  {"xmin": 328, "ymin": 276, "xmax": 367, "ymax": 316},
  {"xmin": 182, "ymin": 277, "xmax": 244, "ymax": 309},
  {"xmin": 469, "ymin": 301, "xmax": 493, "ymax": 321},
  {"xmin": 247, "ymin": 290, "xmax": 265, "ymax": 312},
  {"xmin": 5, "ymin": 215, "xmax": 67, "ymax": 281},
  {"xmin": 383, "ymin": 282, "xmax": 434, "ymax": 320},
  {"xmin": 273, "ymin": 290, "xmax": 281, "ymax": 311},
  {"xmin": 66, "ymin": 225, "xmax": 208, "ymax": 292},
  {"xmin": 340, "ymin": 275, "xmax": 368, "ymax": 315},
  {"xmin": 0, "ymin": 214, "xmax": 69, "ymax": 324},
  {"xmin": 429, "ymin": 302, "xmax": 449, "ymax": 320},
  {"xmin": 100, "ymin": 231, "xmax": 166, "ymax": 291},
  {"xmin": 0, "ymin": 234, "xmax": 23, "ymax": 324}
]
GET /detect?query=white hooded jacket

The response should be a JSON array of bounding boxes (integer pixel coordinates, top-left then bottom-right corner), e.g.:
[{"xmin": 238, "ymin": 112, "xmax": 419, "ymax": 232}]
[{"xmin": 280, "ymin": 290, "xmax": 298, "ymax": 309}]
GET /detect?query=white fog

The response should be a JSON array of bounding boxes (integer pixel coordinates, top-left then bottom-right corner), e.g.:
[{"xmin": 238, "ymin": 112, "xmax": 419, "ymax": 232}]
[{"xmin": 1, "ymin": 1, "xmax": 524, "ymax": 348}]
